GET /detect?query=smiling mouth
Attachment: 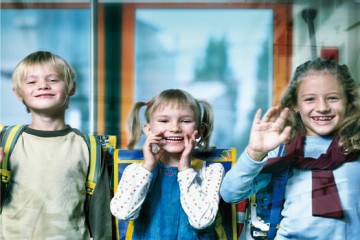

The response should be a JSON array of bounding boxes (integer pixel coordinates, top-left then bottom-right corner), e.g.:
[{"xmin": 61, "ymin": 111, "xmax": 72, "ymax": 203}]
[
  {"xmin": 165, "ymin": 137, "xmax": 184, "ymax": 142},
  {"xmin": 312, "ymin": 116, "xmax": 333, "ymax": 121},
  {"xmin": 36, "ymin": 94, "xmax": 55, "ymax": 98}
]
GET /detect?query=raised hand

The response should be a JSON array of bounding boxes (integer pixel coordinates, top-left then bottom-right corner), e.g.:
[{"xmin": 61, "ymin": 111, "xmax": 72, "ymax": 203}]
[
  {"xmin": 178, "ymin": 130, "xmax": 198, "ymax": 171},
  {"xmin": 142, "ymin": 131, "xmax": 165, "ymax": 171},
  {"xmin": 247, "ymin": 106, "xmax": 291, "ymax": 161}
]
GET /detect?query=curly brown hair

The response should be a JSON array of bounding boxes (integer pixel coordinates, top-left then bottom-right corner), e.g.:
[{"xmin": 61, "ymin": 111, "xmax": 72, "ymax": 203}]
[{"xmin": 280, "ymin": 58, "xmax": 360, "ymax": 154}]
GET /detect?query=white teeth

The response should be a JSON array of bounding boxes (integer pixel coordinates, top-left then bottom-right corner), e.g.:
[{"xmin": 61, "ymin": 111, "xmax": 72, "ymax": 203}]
[
  {"xmin": 315, "ymin": 117, "xmax": 332, "ymax": 121},
  {"xmin": 166, "ymin": 137, "xmax": 183, "ymax": 141}
]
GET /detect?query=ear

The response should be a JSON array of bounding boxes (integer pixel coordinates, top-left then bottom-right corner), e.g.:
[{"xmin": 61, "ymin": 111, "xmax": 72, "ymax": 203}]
[
  {"xmin": 68, "ymin": 82, "xmax": 76, "ymax": 96},
  {"xmin": 143, "ymin": 124, "xmax": 151, "ymax": 136}
]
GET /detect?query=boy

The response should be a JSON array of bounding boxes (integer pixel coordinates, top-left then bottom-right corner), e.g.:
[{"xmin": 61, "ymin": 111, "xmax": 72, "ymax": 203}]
[{"xmin": 0, "ymin": 51, "xmax": 112, "ymax": 239}]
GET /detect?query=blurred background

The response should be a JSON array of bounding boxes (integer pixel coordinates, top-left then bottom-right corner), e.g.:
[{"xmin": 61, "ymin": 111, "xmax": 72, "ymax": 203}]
[{"xmin": 1, "ymin": 0, "xmax": 359, "ymax": 151}]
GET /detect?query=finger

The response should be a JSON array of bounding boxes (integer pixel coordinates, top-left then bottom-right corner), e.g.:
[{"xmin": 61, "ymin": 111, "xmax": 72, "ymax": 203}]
[
  {"xmin": 154, "ymin": 149, "xmax": 165, "ymax": 160},
  {"xmin": 191, "ymin": 130, "xmax": 198, "ymax": 142},
  {"xmin": 183, "ymin": 133, "xmax": 195, "ymax": 151},
  {"xmin": 262, "ymin": 106, "xmax": 280, "ymax": 122},
  {"xmin": 153, "ymin": 131, "xmax": 165, "ymax": 138},
  {"xmin": 274, "ymin": 108, "xmax": 290, "ymax": 128},
  {"xmin": 252, "ymin": 109, "xmax": 262, "ymax": 126},
  {"xmin": 278, "ymin": 126, "xmax": 292, "ymax": 143}
]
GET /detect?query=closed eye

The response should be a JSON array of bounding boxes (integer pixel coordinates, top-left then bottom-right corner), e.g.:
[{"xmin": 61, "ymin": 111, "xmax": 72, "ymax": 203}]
[
  {"xmin": 158, "ymin": 119, "xmax": 168, "ymax": 123},
  {"xmin": 304, "ymin": 97, "xmax": 315, "ymax": 102},
  {"xmin": 181, "ymin": 119, "xmax": 193, "ymax": 123},
  {"xmin": 328, "ymin": 96, "xmax": 339, "ymax": 101},
  {"xmin": 26, "ymin": 80, "xmax": 36, "ymax": 84}
]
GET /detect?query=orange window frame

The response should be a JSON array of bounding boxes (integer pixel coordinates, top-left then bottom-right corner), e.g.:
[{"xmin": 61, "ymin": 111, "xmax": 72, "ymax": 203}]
[{"xmin": 118, "ymin": 3, "xmax": 292, "ymax": 148}]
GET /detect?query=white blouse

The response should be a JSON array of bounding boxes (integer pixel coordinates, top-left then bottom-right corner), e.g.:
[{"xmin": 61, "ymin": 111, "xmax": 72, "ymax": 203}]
[{"xmin": 110, "ymin": 162, "xmax": 225, "ymax": 229}]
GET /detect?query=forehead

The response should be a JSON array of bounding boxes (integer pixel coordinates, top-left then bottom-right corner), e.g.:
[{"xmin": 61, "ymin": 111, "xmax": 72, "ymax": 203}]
[
  {"xmin": 298, "ymin": 71, "xmax": 342, "ymax": 93},
  {"xmin": 152, "ymin": 104, "xmax": 195, "ymax": 116},
  {"xmin": 24, "ymin": 64, "xmax": 59, "ymax": 77}
]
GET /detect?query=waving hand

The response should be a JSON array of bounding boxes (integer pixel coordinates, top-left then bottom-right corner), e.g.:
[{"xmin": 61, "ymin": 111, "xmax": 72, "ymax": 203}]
[{"xmin": 247, "ymin": 106, "xmax": 291, "ymax": 161}]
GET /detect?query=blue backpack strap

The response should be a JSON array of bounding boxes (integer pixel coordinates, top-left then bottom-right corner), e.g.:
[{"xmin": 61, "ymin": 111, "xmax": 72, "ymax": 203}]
[{"xmin": 267, "ymin": 144, "xmax": 289, "ymax": 240}]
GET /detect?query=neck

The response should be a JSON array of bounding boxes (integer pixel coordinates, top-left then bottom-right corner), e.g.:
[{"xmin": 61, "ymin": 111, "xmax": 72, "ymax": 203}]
[{"xmin": 29, "ymin": 114, "xmax": 67, "ymax": 131}]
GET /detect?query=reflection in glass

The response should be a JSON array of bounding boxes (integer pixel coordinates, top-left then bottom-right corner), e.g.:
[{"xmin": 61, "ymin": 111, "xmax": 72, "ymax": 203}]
[{"xmin": 135, "ymin": 9, "xmax": 273, "ymax": 151}]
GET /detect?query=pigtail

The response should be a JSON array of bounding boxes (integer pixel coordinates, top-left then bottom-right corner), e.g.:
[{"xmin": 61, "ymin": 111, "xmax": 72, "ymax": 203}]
[
  {"xmin": 197, "ymin": 100, "xmax": 214, "ymax": 150},
  {"xmin": 126, "ymin": 101, "xmax": 147, "ymax": 150}
]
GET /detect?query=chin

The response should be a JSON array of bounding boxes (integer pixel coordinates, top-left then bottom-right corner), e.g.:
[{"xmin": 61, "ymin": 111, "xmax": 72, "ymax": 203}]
[{"xmin": 164, "ymin": 146, "xmax": 185, "ymax": 153}]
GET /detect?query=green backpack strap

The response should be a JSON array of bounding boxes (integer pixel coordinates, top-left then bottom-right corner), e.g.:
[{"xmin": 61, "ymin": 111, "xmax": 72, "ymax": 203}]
[
  {"xmin": 1, "ymin": 125, "xmax": 27, "ymax": 184},
  {"xmin": 82, "ymin": 134, "xmax": 102, "ymax": 199},
  {"xmin": 1, "ymin": 124, "xmax": 27, "ymax": 212}
]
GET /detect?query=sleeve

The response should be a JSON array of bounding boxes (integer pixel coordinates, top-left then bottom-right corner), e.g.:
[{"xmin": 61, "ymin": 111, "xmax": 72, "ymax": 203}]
[
  {"xmin": 110, "ymin": 163, "xmax": 152, "ymax": 221},
  {"xmin": 178, "ymin": 162, "xmax": 225, "ymax": 229},
  {"xmin": 88, "ymin": 151, "xmax": 113, "ymax": 240},
  {"xmin": 220, "ymin": 150, "xmax": 273, "ymax": 204}
]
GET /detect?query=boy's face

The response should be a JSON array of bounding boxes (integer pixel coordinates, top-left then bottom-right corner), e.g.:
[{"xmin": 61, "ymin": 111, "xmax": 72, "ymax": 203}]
[
  {"xmin": 295, "ymin": 71, "xmax": 346, "ymax": 136},
  {"xmin": 16, "ymin": 66, "xmax": 75, "ymax": 115}
]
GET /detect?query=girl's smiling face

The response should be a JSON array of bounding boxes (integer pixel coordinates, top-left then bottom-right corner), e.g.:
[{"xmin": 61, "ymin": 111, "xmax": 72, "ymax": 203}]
[
  {"xmin": 295, "ymin": 71, "xmax": 347, "ymax": 136},
  {"xmin": 145, "ymin": 104, "xmax": 198, "ymax": 153}
]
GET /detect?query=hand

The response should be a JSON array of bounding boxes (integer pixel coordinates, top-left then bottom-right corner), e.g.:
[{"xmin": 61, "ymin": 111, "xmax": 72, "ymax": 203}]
[
  {"xmin": 247, "ymin": 106, "xmax": 291, "ymax": 161},
  {"xmin": 178, "ymin": 130, "xmax": 198, "ymax": 171},
  {"xmin": 142, "ymin": 131, "xmax": 164, "ymax": 171}
]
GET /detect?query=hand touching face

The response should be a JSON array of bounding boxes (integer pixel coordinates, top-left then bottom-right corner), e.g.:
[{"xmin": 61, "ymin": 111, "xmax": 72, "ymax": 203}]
[{"xmin": 144, "ymin": 105, "xmax": 199, "ymax": 154}]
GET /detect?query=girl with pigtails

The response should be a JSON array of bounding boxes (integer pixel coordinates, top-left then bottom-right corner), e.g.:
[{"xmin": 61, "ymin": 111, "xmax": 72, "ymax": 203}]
[{"xmin": 110, "ymin": 89, "xmax": 225, "ymax": 239}]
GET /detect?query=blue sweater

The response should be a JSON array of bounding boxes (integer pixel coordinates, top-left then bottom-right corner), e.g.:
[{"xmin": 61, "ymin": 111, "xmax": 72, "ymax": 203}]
[{"xmin": 220, "ymin": 136, "xmax": 360, "ymax": 240}]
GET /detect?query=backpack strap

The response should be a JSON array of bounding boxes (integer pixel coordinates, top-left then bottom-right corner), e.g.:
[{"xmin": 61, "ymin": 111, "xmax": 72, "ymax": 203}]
[
  {"xmin": 82, "ymin": 134, "xmax": 102, "ymax": 198},
  {"xmin": 267, "ymin": 144, "xmax": 289, "ymax": 240},
  {"xmin": 1, "ymin": 124, "xmax": 27, "ymax": 212},
  {"xmin": 1, "ymin": 125, "xmax": 27, "ymax": 184}
]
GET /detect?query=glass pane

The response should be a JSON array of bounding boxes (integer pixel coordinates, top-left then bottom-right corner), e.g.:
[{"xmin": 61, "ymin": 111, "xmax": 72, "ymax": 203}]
[
  {"xmin": 135, "ymin": 8, "xmax": 273, "ymax": 151},
  {"xmin": 0, "ymin": 8, "xmax": 90, "ymax": 133}
]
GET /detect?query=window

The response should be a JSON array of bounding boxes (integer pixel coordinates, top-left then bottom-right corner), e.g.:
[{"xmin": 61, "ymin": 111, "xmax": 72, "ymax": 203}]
[
  {"xmin": 0, "ymin": 5, "xmax": 91, "ymax": 132},
  {"xmin": 119, "ymin": 3, "xmax": 292, "ymax": 150}
]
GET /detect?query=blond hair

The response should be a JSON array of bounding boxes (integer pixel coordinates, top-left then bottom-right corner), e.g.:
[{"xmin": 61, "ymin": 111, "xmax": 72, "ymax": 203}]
[
  {"xmin": 126, "ymin": 89, "xmax": 214, "ymax": 150},
  {"xmin": 12, "ymin": 51, "xmax": 76, "ymax": 112}
]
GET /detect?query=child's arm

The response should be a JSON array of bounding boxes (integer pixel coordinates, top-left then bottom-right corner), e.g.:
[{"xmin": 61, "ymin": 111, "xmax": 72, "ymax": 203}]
[
  {"xmin": 220, "ymin": 150, "xmax": 273, "ymax": 203},
  {"xmin": 220, "ymin": 106, "xmax": 290, "ymax": 203},
  {"xmin": 178, "ymin": 162, "xmax": 225, "ymax": 229},
  {"xmin": 110, "ymin": 163, "xmax": 152, "ymax": 220}
]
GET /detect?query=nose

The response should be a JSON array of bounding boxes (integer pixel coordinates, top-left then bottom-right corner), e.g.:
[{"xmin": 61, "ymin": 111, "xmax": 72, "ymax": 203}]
[
  {"xmin": 316, "ymin": 99, "xmax": 330, "ymax": 112},
  {"xmin": 169, "ymin": 121, "xmax": 181, "ymax": 132},
  {"xmin": 37, "ymin": 79, "xmax": 50, "ymax": 90}
]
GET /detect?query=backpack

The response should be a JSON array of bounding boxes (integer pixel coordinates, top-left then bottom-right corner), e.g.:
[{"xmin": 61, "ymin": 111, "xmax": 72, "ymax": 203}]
[
  {"xmin": 113, "ymin": 148, "xmax": 239, "ymax": 240},
  {"xmin": 242, "ymin": 144, "xmax": 290, "ymax": 240},
  {"xmin": 0, "ymin": 124, "xmax": 102, "ymax": 213}
]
